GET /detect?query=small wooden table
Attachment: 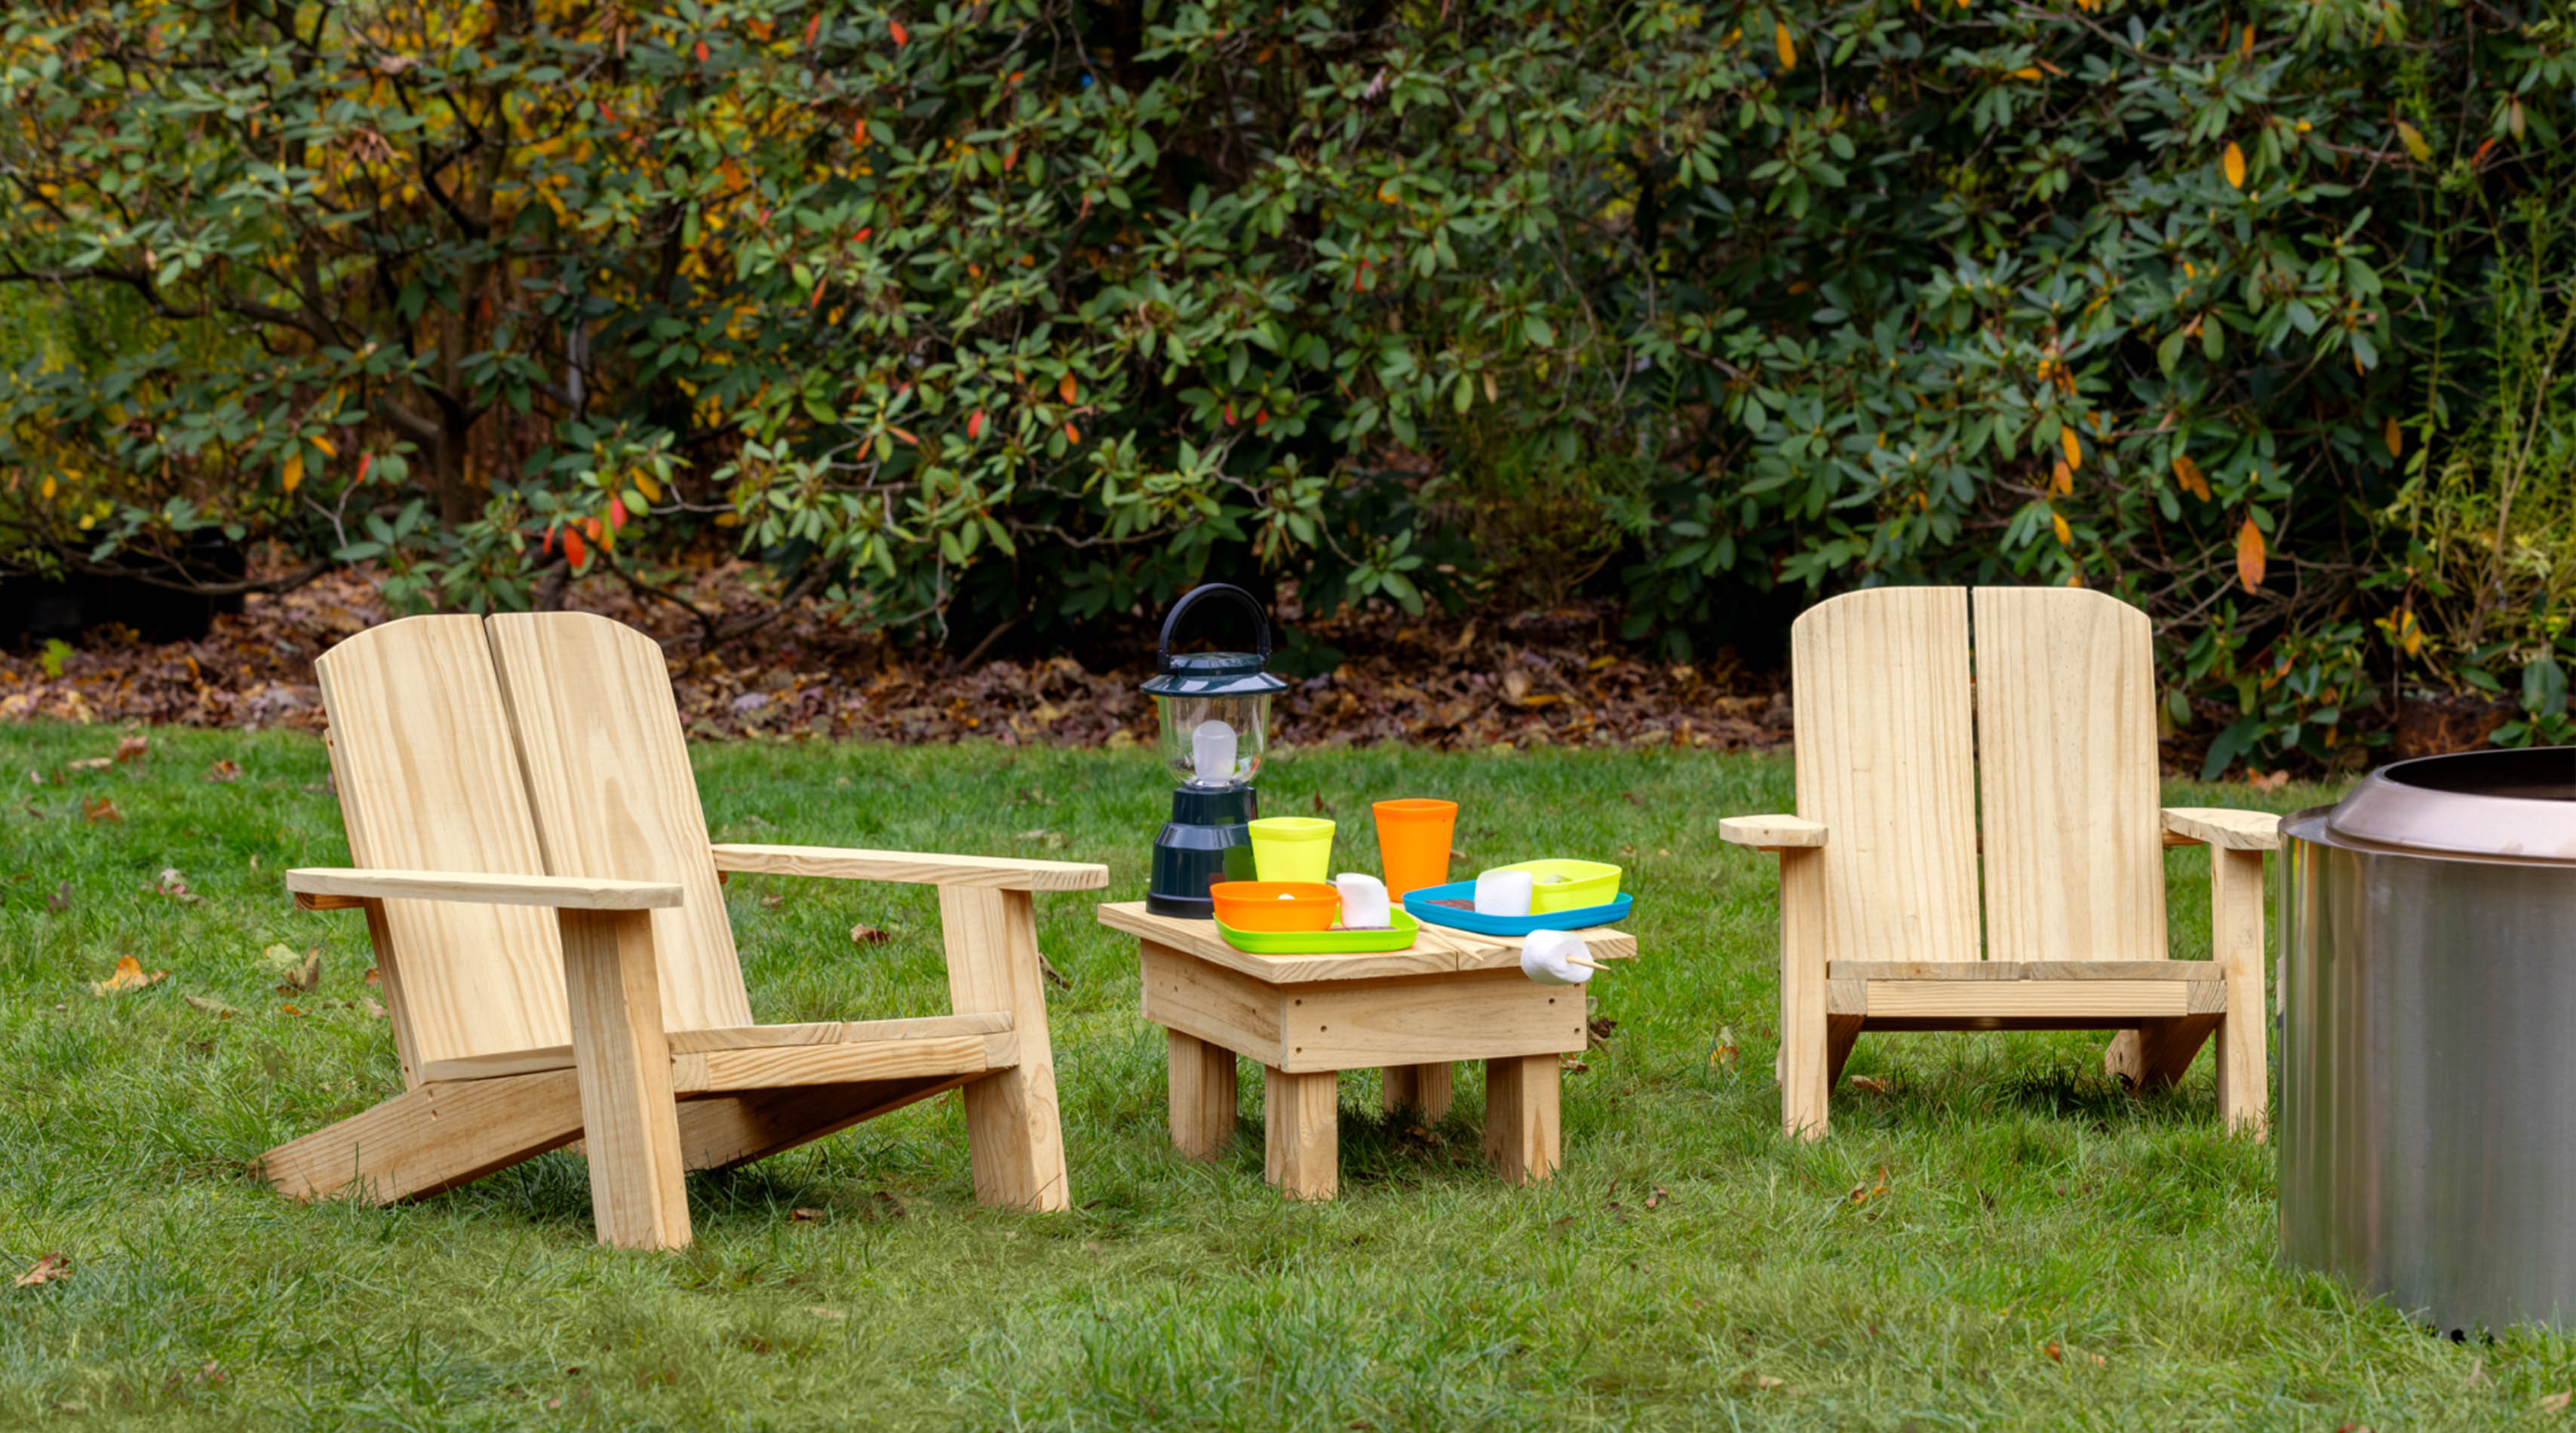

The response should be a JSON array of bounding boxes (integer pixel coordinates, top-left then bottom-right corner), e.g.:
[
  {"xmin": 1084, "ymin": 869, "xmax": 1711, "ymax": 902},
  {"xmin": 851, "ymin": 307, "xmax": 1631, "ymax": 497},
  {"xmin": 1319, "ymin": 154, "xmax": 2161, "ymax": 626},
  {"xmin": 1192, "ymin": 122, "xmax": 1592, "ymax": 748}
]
[{"xmin": 1095, "ymin": 901, "xmax": 1638, "ymax": 1201}]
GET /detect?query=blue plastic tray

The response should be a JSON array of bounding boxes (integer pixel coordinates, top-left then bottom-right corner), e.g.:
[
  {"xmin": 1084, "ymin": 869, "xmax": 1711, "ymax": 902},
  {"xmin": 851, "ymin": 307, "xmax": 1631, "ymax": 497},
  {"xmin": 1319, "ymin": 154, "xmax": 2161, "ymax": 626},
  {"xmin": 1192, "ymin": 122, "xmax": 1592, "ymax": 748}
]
[{"xmin": 1402, "ymin": 882, "xmax": 1633, "ymax": 936}]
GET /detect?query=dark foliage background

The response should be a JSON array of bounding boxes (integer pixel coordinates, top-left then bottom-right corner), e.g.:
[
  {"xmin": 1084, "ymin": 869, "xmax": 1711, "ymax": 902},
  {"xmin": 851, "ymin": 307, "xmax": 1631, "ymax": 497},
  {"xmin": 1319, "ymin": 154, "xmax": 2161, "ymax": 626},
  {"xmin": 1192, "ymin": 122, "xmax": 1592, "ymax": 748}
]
[{"xmin": 5, "ymin": 0, "xmax": 2574, "ymax": 771}]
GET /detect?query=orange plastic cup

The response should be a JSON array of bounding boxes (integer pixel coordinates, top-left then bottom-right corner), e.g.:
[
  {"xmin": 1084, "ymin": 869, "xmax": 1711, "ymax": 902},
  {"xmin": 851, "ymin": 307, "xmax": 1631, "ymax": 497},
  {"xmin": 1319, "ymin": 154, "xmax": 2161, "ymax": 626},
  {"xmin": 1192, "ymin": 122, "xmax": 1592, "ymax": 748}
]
[{"xmin": 1373, "ymin": 799, "xmax": 1458, "ymax": 901}]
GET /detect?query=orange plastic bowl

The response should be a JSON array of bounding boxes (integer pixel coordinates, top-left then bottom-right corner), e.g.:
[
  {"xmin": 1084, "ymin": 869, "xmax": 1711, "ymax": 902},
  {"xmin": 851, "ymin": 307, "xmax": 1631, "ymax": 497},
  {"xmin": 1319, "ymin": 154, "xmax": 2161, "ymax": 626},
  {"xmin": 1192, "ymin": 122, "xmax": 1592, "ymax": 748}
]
[{"xmin": 1209, "ymin": 881, "xmax": 1340, "ymax": 932}]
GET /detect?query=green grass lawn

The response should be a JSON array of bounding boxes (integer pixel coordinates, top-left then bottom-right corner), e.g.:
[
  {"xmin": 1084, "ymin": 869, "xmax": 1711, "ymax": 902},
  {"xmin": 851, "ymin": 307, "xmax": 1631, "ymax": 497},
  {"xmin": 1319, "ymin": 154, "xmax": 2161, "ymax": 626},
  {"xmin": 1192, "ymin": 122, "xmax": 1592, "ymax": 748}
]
[{"xmin": 0, "ymin": 724, "xmax": 2562, "ymax": 1429}]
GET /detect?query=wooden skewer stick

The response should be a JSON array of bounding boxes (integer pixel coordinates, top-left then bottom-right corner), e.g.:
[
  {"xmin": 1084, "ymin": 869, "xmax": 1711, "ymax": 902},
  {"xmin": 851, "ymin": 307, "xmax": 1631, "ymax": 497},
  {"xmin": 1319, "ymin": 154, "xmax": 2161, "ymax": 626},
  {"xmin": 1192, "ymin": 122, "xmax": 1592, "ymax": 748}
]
[{"xmin": 1566, "ymin": 956, "xmax": 1610, "ymax": 972}]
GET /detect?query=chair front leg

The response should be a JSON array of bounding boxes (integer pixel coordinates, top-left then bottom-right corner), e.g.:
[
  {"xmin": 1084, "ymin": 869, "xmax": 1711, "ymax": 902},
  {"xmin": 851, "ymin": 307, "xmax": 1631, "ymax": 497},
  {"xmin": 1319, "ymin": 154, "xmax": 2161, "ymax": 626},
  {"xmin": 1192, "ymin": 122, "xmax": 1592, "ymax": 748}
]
[
  {"xmin": 2210, "ymin": 845, "xmax": 2270, "ymax": 1140},
  {"xmin": 557, "ymin": 908, "xmax": 692, "ymax": 1249},
  {"xmin": 1778, "ymin": 848, "xmax": 1831, "ymax": 1140},
  {"xmin": 938, "ymin": 886, "xmax": 1073, "ymax": 1211}
]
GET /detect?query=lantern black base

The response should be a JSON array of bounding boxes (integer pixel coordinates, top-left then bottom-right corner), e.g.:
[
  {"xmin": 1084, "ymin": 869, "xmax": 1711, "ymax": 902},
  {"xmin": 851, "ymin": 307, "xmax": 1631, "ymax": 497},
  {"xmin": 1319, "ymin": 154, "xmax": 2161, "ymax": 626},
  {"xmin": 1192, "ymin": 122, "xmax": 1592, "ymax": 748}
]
[{"xmin": 1146, "ymin": 783, "xmax": 1259, "ymax": 919}]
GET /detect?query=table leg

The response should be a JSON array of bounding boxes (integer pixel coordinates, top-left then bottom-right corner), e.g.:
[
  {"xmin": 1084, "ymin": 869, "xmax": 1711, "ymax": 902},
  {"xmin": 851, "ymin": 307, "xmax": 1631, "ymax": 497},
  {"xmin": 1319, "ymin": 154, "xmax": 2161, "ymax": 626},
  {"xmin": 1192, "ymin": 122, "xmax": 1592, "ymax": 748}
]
[
  {"xmin": 1168, "ymin": 1030, "xmax": 1238, "ymax": 1160},
  {"xmin": 1482, "ymin": 1054, "xmax": 1561, "ymax": 1186},
  {"xmin": 1263, "ymin": 1066, "xmax": 1338, "ymax": 1201},
  {"xmin": 1382, "ymin": 1063, "xmax": 1455, "ymax": 1118}
]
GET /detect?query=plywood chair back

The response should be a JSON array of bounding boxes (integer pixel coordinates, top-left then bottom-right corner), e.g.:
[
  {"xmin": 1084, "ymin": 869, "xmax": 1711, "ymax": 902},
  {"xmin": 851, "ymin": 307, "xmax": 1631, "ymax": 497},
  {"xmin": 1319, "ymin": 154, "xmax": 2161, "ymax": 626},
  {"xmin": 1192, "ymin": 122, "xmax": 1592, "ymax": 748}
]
[
  {"xmin": 487, "ymin": 611, "xmax": 753, "ymax": 1033},
  {"xmin": 313, "ymin": 615, "xmax": 574, "ymax": 1076},
  {"xmin": 1969, "ymin": 587, "xmax": 2166, "ymax": 964},
  {"xmin": 315, "ymin": 613, "xmax": 757, "ymax": 1082},
  {"xmin": 1787, "ymin": 587, "xmax": 1981, "ymax": 965}
]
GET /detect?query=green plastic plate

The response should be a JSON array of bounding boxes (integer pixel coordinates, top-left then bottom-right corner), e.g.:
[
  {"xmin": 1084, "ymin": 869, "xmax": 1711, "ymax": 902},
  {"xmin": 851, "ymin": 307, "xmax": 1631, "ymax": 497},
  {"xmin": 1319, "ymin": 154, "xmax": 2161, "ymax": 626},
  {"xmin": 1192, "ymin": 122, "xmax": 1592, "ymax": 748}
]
[{"xmin": 1216, "ymin": 910, "xmax": 1423, "ymax": 955}]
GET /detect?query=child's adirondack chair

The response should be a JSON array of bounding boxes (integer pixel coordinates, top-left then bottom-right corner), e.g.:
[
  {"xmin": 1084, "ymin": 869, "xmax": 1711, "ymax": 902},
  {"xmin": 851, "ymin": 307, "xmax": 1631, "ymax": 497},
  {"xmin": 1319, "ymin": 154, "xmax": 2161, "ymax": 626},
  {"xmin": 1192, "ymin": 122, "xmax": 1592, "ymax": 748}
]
[
  {"xmin": 262, "ymin": 612, "xmax": 1108, "ymax": 1247},
  {"xmin": 1718, "ymin": 587, "xmax": 2280, "ymax": 1141}
]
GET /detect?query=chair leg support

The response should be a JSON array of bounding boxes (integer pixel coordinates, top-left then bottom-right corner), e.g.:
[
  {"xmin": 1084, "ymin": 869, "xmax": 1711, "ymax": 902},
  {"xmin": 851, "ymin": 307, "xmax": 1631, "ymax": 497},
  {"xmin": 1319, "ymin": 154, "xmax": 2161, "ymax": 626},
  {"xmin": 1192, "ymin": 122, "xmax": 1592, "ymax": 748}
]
[
  {"xmin": 1777, "ymin": 848, "xmax": 1831, "ymax": 1140},
  {"xmin": 558, "ymin": 908, "xmax": 691, "ymax": 1250},
  {"xmin": 939, "ymin": 887, "xmax": 1073, "ymax": 1211},
  {"xmin": 2212, "ymin": 845, "xmax": 2270, "ymax": 1140}
]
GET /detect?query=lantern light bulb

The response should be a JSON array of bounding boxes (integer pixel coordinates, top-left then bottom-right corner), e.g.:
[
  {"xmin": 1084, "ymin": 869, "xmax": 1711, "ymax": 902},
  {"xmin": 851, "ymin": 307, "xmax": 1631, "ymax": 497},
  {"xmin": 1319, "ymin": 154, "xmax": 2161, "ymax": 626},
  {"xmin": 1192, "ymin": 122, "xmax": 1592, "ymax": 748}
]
[{"xmin": 1190, "ymin": 719, "xmax": 1238, "ymax": 786}]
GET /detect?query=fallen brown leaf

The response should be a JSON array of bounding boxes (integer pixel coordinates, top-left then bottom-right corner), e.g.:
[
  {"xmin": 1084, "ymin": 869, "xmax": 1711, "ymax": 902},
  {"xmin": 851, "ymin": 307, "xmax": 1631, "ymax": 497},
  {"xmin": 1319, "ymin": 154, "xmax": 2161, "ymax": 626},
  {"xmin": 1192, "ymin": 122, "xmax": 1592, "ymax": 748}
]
[
  {"xmin": 360, "ymin": 997, "xmax": 388, "ymax": 1019},
  {"xmin": 278, "ymin": 1003, "xmax": 303, "ymax": 1017},
  {"xmin": 809, "ymin": 1307, "xmax": 844, "ymax": 1321},
  {"xmin": 183, "ymin": 995, "xmax": 239, "ymax": 1019},
  {"xmin": 115, "ymin": 735, "xmax": 149, "ymax": 763},
  {"xmin": 1644, "ymin": 1186, "xmax": 1669, "ymax": 1209},
  {"xmin": 43, "ymin": 881, "xmax": 69, "ymax": 914},
  {"xmin": 1848, "ymin": 1165, "xmax": 1891, "ymax": 1205},
  {"xmin": 90, "ymin": 956, "xmax": 167, "ymax": 996},
  {"xmin": 1710, "ymin": 1023, "xmax": 1739, "ymax": 1069},
  {"xmin": 790, "ymin": 1207, "xmax": 822, "ymax": 1223},
  {"xmin": 65, "ymin": 757, "xmax": 112, "ymax": 773},
  {"xmin": 1850, "ymin": 1076, "xmax": 1892, "ymax": 1094},
  {"xmin": 2538, "ymin": 1391, "xmax": 2570, "ymax": 1413},
  {"xmin": 14, "ymin": 1252, "xmax": 69, "ymax": 1287},
  {"xmin": 152, "ymin": 867, "xmax": 199, "ymax": 904},
  {"xmin": 204, "ymin": 759, "xmax": 241, "ymax": 783},
  {"xmin": 81, "ymin": 796, "xmax": 122, "ymax": 822},
  {"xmin": 273, "ymin": 949, "xmax": 322, "ymax": 994},
  {"xmin": 850, "ymin": 924, "xmax": 891, "ymax": 947}
]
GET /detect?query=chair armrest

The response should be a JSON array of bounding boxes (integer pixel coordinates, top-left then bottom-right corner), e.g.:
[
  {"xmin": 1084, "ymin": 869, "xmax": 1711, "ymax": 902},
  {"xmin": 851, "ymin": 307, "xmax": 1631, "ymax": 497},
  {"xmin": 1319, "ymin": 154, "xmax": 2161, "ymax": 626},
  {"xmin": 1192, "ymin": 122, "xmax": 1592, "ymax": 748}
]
[
  {"xmin": 708, "ymin": 843, "xmax": 1110, "ymax": 892},
  {"xmin": 1718, "ymin": 815, "xmax": 1828, "ymax": 850},
  {"xmin": 2160, "ymin": 808, "xmax": 2281, "ymax": 852},
  {"xmin": 284, "ymin": 868, "xmax": 685, "ymax": 910}
]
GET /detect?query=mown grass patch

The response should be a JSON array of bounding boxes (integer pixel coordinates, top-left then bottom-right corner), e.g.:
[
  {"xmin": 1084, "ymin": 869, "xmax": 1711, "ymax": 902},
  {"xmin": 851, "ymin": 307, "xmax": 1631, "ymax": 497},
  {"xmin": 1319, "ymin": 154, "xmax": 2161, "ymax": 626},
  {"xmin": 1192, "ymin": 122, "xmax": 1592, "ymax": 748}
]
[{"xmin": 0, "ymin": 724, "xmax": 2557, "ymax": 1430}]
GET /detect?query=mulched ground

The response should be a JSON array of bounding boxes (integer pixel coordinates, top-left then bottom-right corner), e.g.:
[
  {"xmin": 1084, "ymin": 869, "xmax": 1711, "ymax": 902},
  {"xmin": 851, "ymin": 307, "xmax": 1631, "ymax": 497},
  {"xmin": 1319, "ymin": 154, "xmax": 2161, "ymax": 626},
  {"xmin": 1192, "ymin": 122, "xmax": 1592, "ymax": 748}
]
[{"xmin": 0, "ymin": 563, "xmax": 1792, "ymax": 753}]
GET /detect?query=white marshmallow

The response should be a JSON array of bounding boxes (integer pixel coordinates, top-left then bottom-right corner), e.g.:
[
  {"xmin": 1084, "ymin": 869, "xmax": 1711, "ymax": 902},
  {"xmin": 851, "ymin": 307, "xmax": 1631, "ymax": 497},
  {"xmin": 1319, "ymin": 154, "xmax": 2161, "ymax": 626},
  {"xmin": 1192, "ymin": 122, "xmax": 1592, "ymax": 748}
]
[
  {"xmin": 1520, "ymin": 929, "xmax": 1595, "ymax": 986},
  {"xmin": 1334, "ymin": 873, "xmax": 1391, "ymax": 929},
  {"xmin": 1474, "ymin": 868, "xmax": 1536, "ymax": 916}
]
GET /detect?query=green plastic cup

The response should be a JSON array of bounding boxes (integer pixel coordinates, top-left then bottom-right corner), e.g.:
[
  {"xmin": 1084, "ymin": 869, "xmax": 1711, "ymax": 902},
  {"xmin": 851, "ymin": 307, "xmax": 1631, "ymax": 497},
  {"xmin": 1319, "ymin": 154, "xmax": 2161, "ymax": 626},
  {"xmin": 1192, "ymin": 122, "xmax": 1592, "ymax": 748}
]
[{"xmin": 1247, "ymin": 817, "xmax": 1335, "ymax": 884}]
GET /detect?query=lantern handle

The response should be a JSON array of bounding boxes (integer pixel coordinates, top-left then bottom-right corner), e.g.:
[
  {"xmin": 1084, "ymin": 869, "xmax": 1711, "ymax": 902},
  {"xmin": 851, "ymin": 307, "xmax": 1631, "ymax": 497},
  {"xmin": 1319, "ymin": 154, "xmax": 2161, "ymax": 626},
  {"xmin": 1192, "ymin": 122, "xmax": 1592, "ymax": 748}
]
[{"xmin": 1156, "ymin": 583, "xmax": 1271, "ymax": 672}]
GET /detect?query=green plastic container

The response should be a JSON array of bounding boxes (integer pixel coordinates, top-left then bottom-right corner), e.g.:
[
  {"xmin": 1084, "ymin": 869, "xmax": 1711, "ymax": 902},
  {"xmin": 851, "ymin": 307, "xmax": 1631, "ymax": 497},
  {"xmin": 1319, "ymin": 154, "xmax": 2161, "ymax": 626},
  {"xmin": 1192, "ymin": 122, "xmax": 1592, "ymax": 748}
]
[
  {"xmin": 1217, "ymin": 910, "xmax": 1420, "ymax": 955},
  {"xmin": 1491, "ymin": 859, "xmax": 1623, "ymax": 913},
  {"xmin": 1247, "ymin": 816, "xmax": 1334, "ymax": 883}
]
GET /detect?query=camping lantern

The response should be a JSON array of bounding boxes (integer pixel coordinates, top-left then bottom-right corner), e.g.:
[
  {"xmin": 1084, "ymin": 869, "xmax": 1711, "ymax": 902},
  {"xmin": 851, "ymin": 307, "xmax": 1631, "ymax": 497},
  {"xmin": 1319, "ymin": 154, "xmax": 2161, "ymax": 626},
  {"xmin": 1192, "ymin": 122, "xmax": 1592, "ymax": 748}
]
[{"xmin": 1140, "ymin": 583, "xmax": 1287, "ymax": 917}]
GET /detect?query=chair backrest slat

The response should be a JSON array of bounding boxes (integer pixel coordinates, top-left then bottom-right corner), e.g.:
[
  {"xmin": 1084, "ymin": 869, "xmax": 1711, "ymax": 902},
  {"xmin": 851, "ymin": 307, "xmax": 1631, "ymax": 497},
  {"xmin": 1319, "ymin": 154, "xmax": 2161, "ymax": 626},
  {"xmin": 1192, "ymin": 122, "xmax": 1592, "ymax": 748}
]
[
  {"xmin": 1970, "ymin": 586, "xmax": 2166, "ymax": 964},
  {"xmin": 487, "ymin": 612, "xmax": 752, "ymax": 1033},
  {"xmin": 1789, "ymin": 588, "xmax": 1982, "ymax": 965},
  {"xmin": 313, "ymin": 615, "xmax": 570, "ymax": 1069}
]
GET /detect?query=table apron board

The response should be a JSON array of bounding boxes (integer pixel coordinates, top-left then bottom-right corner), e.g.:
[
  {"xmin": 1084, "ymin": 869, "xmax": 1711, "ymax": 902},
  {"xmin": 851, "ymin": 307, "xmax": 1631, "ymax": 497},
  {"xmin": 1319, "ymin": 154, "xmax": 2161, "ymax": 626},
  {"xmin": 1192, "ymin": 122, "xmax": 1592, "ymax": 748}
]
[{"xmin": 1140, "ymin": 941, "xmax": 1591, "ymax": 1074}]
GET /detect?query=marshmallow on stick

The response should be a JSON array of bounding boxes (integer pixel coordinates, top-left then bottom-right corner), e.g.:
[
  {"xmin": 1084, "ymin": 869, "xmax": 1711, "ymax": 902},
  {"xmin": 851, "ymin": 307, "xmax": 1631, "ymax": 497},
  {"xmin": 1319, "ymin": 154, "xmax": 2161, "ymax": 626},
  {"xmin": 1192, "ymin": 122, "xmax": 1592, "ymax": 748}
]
[{"xmin": 1520, "ymin": 929, "xmax": 1601, "ymax": 986}]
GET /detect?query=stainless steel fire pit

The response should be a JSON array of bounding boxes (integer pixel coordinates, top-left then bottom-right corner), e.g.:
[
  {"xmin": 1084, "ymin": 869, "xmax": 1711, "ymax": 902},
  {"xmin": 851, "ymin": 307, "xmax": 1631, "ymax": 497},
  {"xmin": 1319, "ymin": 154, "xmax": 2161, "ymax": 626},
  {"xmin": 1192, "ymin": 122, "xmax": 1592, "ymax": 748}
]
[{"xmin": 2281, "ymin": 747, "xmax": 2576, "ymax": 1333}]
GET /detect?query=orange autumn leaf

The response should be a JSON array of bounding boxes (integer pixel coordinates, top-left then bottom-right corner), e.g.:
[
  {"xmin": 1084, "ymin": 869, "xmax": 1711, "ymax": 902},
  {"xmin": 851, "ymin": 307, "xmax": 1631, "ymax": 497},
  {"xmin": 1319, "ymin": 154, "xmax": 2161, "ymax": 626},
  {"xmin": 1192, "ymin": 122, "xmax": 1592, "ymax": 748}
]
[
  {"xmin": 2060, "ymin": 425, "xmax": 2082, "ymax": 471},
  {"xmin": 281, "ymin": 452, "xmax": 304, "ymax": 493},
  {"xmin": 89, "ymin": 955, "xmax": 166, "ymax": 996},
  {"xmin": 1058, "ymin": 373, "xmax": 1078, "ymax": 404},
  {"xmin": 2236, "ymin": 516, "xmax": 2267, "ymax": 591},
  {"xmin": 2223, "ymin": 142, "xmax": 2247, "ymax": 189},
  {"xmin": 803, "ymin": 12, "xmax": 821, "ymax": 44},
  {"xmin": 562, "ymin": 525, "xmax": 588, "ymax": 569},
  {"xmin": 2384, "ymin": 417, "xmax": 2403, "ymax": 458},
  {"xmin": 1773, "ymin": 21, "xmax": 1796, "ymax": 69},
  {"xmin": 2050, "ymin": 459, "xmax": 2073, "ymax": 496},
  {"xmin": 2172, "ymin": 453, "xmax": 2211, "ymax": 501},
  {"xmin": 890, "ymin": 19, "xmax": 908, "ymax": 45},
  {"xmin": 1064, "ymin": 422, "xmax": 1081, "ymax": 443},
  {"xmin": 693, "ymin": 38, "xmax": 709, "ymax": 62},
  {"xmin": 82, "ymin": 796, "xmax": 122, "ymax": 822},
  {"xmin": 967, "ymin": 409, "xmax": 987, "ymax": 440},
  {"xmin": 2051, "ymin": 511, "xmax": 2073, "ymax": 546}
]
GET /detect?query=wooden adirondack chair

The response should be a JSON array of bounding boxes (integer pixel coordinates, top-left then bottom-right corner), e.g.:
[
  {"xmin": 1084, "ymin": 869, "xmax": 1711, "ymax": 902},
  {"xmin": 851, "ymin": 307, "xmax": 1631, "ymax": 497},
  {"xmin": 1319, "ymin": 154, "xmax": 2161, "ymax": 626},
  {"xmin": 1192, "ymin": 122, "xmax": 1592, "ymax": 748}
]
[
  {"xmin": 260, "ymin": 612, "xmax": 1108, "ymax": 1248},
  {"xmin": 1718, "ymin": 587, "xmax": 2280, "ymax": 1141}
]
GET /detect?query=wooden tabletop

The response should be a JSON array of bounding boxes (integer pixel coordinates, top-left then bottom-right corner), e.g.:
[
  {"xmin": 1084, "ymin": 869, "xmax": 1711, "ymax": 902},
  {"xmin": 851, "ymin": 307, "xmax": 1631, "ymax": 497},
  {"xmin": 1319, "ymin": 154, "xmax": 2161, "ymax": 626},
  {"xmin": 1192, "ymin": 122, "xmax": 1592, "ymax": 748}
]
[{"xmin": 1095, "ymin": 901, "xmax": 1638, "ymax": 985}]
